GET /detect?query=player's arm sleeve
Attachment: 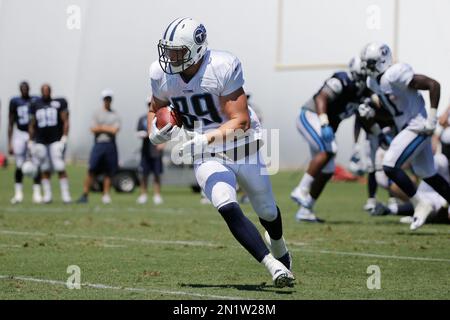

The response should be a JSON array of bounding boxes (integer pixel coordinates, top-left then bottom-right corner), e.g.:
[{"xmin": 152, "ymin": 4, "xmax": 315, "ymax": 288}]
[
  {"xmin": 389, "ymin": 63, "xmax": 414, "ymax": 88},
  {"xmin": 221, "ymin": 58, "xmax": 245, "ymax": 96},
  {"xmin": 149, "ymin": 63, "xmax": 169, "ymax": 102},
  {"xmin": 322, "ymin": 77, "xmax": 343, "ymax": 102}
]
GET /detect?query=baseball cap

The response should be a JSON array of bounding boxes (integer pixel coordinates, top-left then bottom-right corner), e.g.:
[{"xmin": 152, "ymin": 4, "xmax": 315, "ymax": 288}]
[{"xmin": 101, "ymin": 88, "xmax": 114, "ymax": 99}]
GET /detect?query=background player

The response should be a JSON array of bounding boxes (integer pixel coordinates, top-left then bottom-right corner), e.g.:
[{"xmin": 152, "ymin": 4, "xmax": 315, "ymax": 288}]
[
  {"xmin": 148, "ymin": 17, "xmax": 294, "ymax": 287},
  {"xmin": 8, "ymin": 81, "xmax": 42, "ymax": 204},
  {"xmin": 361, "ymin": 42, "xmax": 450, "ymax": 230},
  {"xmin": 29, "ymin": 84, "xmax": 71, "ymax": 204},
  {"xmin": 291, "ymin": 56, "xmax": 367, "ymax": 222}
]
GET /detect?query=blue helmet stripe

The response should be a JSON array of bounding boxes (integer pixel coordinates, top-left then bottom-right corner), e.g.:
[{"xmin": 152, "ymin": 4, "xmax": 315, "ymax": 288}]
[
  {"xmin": 163, "ymin": 17, "xmax": 181, "ymax": 40},
  {"xmin": 169, "ymin": 17, "xmax": 189, "ymax": 41}
]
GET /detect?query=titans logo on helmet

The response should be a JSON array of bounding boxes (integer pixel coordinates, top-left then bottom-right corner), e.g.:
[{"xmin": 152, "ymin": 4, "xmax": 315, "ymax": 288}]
[{"xmin": 194, "ymin": 24, "xmax": 207, "ymax": 45}]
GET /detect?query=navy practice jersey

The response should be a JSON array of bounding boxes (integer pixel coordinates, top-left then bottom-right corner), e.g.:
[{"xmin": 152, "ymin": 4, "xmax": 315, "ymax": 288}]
[
  {"xmin": 304, "ymin": 71, "xmax": 362, "ymax": 131},
  {"xmin": 9, "ymin": 96, "xmax": 39, "ymax": 131},
  {"xmin": 30, "ymin": 97, "xmax": 68, "ymax": 144}
]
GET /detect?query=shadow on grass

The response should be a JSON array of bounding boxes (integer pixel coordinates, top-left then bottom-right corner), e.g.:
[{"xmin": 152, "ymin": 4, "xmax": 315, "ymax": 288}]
[
  {"xmin": 395, "ymin": 231, "xmax": 447, "ymax": 236},
  {"xmin": 179, "ymin": 283, "xmax": 295, "ymax": 295}
]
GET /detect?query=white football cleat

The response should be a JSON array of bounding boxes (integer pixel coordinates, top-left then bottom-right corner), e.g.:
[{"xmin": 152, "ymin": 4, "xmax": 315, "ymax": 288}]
[
  {"xmin": 62, "ymin": 193, "xmax": 72, "ymax": 204},
  {"xmin": 102, "ymin": 194, "xmax": 112, "ymax": 204},
  {"xmin": 32, "ymin": 192, "xmax": 43, "ymax": 204},
  {"xmin": 290, "ymin": 187, "xmax": 313, "ymax": 209},
  {"xmin": 137, "ymin": 194, "xmax": 148, "ymax": 204},
  {"xmin": 410, "ymin": 200, "xmax": 433, "ymax": 231},
  {"xmin": 295, "ymin": 207, "xmax": 325, "ymax": 223},
  {"xmin": 363, "ymin": 198, "xmax": 377, "ymax": 212},
  {"xmin": 153, "ymin": 194, "xmax": 163, "ymax": 205},
  {"xmin": 10, "ymin": 192, "xmax": 24, "ymax": 204},
  {"xmin": 399, "ymin": 216, "xmax": 414, "ymax": 224},
  {"xmin": 272, "ymin": 263, "xmax": 296, "ymax": 288}
]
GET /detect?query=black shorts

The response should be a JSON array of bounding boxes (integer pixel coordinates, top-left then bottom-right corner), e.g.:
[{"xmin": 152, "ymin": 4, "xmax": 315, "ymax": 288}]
[
  {"xmin": 89, "ymin": 142, "xmax": 118, "ymax": 176},
  {"xmin": 140, "ymin": 155, "xmax": 163, "ymax": 177}
]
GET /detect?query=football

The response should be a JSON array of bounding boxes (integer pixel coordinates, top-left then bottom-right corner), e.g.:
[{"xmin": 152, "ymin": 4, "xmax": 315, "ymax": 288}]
[{"xmin": 155, "ymin": 107, "xmax": 182, "ymax": 129}]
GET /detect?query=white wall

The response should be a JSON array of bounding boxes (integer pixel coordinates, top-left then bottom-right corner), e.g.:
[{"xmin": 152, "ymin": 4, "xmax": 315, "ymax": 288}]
[{"xmin": 1, "ymin": 0, "xmax": 449, "ymax": 168}]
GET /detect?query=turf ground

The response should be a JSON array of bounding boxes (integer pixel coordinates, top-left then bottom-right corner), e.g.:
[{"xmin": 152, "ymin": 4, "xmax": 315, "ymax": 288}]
[{"xmin": 0, "ymin": 165, "xmax": 449, "ymax": 300}]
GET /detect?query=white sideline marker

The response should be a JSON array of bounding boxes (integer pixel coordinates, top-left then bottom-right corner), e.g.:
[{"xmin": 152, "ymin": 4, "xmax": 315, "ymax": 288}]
[{"xmin": 0, "ymin": 275, "xmax": 244, "ymax": 300}]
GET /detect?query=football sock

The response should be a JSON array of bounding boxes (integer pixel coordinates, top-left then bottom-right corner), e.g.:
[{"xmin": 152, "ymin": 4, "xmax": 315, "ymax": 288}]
[
  {"xmin": 42, "ymin": 179, "xmax": 52, "ymax": 199},
  {"xmin": 298, "ymin": 173, "xmax": 314, "ymax": 193},
  {"xmin": 59, "ymin": 177, "xmax": 70, "ymax": 195},
  {"xmin": 15, "ymin": 168, "xmax": 23, "ymax": 183},
  {"xmin": 395, "ymin": 203, "xmax": 414, "ymax": 216},
  {"xmin": 218, "ymin": 202, "xmax": 270, "ymax": 262},
  {"xmin": 32, "ymin": 184, "xmax": 41, "ymax": 195},
  {"xmin": 423, "ymin": 174, "xmax": 450, "ymax": 203},
  {"xmin": 310, "ymin": 172, "xmax": 333, "ymax": 200},
  {"xmin": 259, "ymin": 207, "xmax": 283, "ymax": 240},
  {"xmin": 368, "ymin": 171, "xmax": 377, "ymax": 198},
  {"xmin": 383, "ymin": 166, "xmax": 416, "ymax": 198},
  {"xmin": 14, "ymin": 183, "xmax": 23, "ymax": 195}
]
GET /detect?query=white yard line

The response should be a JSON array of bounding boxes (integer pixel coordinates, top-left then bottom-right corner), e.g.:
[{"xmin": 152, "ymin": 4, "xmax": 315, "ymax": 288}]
[
  {"xmin": 0, "ymin": 275, "xmax": 244, "ymax": 300},
  {"xmin": 290, "ymin": 248, "xmax": 450, "ymax": 263},
  {"xmin": 3, "ymin": 206, "xmax": 185, "ymax": 214},
  {"xmin": 1, "ymin": 229, "xmax": 449, "ymax": 263},
  {"xmin": 0, "ymin": 230, "xmax": 218, "ymax": 247}
]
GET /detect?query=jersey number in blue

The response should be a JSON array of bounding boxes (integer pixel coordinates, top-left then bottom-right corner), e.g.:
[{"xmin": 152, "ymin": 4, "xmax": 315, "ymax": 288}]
[{"xmin": 171, "ymin": 93, "xmax": 222, "ymax": 129}]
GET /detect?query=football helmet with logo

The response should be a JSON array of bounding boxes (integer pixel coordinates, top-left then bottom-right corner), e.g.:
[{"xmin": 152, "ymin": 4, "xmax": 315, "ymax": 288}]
[
  {"xmin": 158, "ymin": 17, "xmax": 208, "ymax": 74},
  {"xmin": 360, "ymin": 42, "xmax": 393, "ymax": 77}
]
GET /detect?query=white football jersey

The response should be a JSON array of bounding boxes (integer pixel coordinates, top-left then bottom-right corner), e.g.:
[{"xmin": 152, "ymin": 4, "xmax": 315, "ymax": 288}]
[
  {"xmin": 367, "ymin": 63, "xmax": 426, "ymax": 130},
  {"xmin": 150, "ymin": 49, "xmax": 261, "ymax": 152}
]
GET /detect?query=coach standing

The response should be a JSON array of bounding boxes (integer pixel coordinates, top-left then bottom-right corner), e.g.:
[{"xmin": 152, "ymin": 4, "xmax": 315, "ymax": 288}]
[{"xmin": 77, "ymin": 89, "xmax": 120, "ymax": 204}]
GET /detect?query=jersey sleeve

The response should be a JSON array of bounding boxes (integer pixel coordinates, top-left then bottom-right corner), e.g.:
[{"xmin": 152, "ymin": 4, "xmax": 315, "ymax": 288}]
[
  {"xmin": 9, "ymin": 98, "xmax": 16, "ymax": 115},
  {"xmin": 221, "ymin": 57, "xmax": 245, "ymax": 96},
  {"xmin": 386, "ymin": 63, "xmax": 414, "ymax": 88},
  {"xmin": 59, "ymin": 98, "xmax": 69, "ymax": 113},
  {"xmin": 322, "ymin": 77, "xmax": 344, "ymax": 101},
  {"xmin": 149, "ymin": 62, "xmax": 168, "ymax": 102}
]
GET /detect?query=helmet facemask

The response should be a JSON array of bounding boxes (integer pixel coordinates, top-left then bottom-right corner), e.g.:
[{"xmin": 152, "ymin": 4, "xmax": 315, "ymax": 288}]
[{"xmin": 158, "ymin": 41, "xmax": 194, "ymax": 74}]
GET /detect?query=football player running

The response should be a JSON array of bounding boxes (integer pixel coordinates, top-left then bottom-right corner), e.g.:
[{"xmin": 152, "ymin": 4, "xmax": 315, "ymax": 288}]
[
  {"xmin": 8, "ymin": 81, "xmax": 42, "ymax": 204},
  {"xmin": 29, "ymin": 84, "xmax": 72, "ymax": 204},
  {"xmin": 291, "ymin": 56, "xmax": 367, "ymax": 222},
  {"xmin": 148, "ymin": 17, "xmax": 294, "ymax": 288},
  {"xmin": 360, "ymin": 42, "xmax": 450, "ymax": 230}
]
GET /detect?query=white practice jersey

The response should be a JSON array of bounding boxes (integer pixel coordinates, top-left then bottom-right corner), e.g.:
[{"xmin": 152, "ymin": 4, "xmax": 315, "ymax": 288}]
[
  {"xmin": 367, "ymin": 63, "xmax": 426, "ymax": 131},
  {"xmin": 150, "ymin": 49, "xmax": 261, "ymax": 152}
]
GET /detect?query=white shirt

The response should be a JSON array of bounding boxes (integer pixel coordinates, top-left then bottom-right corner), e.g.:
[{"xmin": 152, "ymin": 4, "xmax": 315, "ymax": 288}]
[
  {"xmin": 150, "ymin": 49, "xmax": 261, "ymax": 152},
  {"xmin": 367, "ymin": 63, "xmax": 426, "ymax": 131}
]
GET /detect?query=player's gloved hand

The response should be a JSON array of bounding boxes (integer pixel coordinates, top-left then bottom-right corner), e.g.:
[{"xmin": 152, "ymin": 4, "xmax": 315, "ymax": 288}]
[
  {"xmin": 358, "ymin": 103, "xmax": 375, "ymax": 119},
  {"xmin": 27, "ymin": 140, "xmax": 35, "ymax": 155},
  {"xmin": 321, "ymin": 125, "xmax": 334, "ymax": 143},
  {"xmin": 378, "ymin": 132, "xmax": 393, "ymax": 149},
  {"xmin": 410, "ymin": 109, "xmax": 437, "ymax": 135},
  {"xmin": 423, "ymin": 108, "xmax": 437, "ymax": 135},
  {"xmin": 318, "ymin": 113, "xmax": 334, "ymax": 143},
  {"xmin": 149, "ymin": 118, "xmax": 179, "ymax": 145},
  {"xmin": 55, "ymin": 135, "xmax": 68, "ymax": 154},
  {"xmin": 179, "ymin": 131, "xmax": 209, "ymax": 157}
]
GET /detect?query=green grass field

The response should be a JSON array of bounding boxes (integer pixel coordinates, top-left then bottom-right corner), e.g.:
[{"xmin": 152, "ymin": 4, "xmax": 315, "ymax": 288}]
[{"xmin": 0, "ymin": 165, "xmax": 449, "ymax": 300}]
